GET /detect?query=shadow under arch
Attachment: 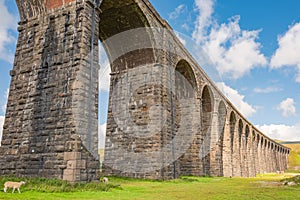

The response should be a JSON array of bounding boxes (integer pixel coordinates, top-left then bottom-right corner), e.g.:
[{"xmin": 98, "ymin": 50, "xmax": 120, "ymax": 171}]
[
  {"xmin": 201, "ymin": 85, "xmax": 214, "ymax": 176},
  {"xmin": 213, "ymin": 100, "xmax": 226, "ymax": 176},
  {"xmin": 243, "ymin": 124, "xmax": 250, "ymax": 177},
  {"xmin": 174, "ymin": 59, "xmax": 200, "ymax": 177},
  {"xmin": 175, "ymin": 60, "xmax": 197, "ymax": 92},
  {"xmin": 99, "ymin": 0, "xmax": 150, "ymax": 41},
  {"xmin": 238, "ymin": 119, "xmax": 243, "ymax": 176},
  {"xmin": 99, "ymin": 0, "xmax": 155, "ymax": 72},
  {"xmin": 229, "ymin": 111, "xmax": 236, "ymax": 176}
]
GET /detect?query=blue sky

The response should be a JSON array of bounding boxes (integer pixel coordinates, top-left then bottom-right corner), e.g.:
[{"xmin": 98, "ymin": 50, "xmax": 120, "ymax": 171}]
[{"xmin": 0, "ymin": 0, "xmax": 300, "ymax": 141}]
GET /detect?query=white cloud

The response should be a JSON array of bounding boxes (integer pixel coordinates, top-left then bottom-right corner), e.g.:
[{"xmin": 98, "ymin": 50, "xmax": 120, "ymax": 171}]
[
  {"xmin": 192, "ymin": 0, "xmax": 215, "ymax": 44},
  {"xmin": 216, "ymin": 82, "xmax": 256, "ymax": 117},
  {"xmin": 253, "ymin": 86, "xmax": 282, "ymax": 94},
  {"xmin": 98, "ymin": 123, "xmax": 106, "ymax": 149},
  {"xmin": 277, "ymin": 98, "xmax": 297, "ymax": 117},
  {"xmin": 0, "ymin": 88, "xmax": 9, "ymax": 145},
  {"xmin": 0, "ymin": 116, "xmax": 4, "ymax": 144},
  {"xmin": 168, "ymin": 4, "xmax": 187, "ymax": 20},
  {"xmin": 99, "ymin": 44, "xmax": 111, "ymax": 92},
  {"xmin": 271, "ymin": 22, "xmax": 300, "ymax": 82},
  {"xmin": 192, "ymin": 0, "xmax": 267, "ymax": 79},
  {"xmin": 256, "ymin": 123, "xmax": 300, "ymax": 141},
  {"xmin": 1, "ymin": 88, "xmax": 9, "ymax": 114},
  {"xmin": 0, "ymin": 0, "xmax": 18, "ymax": 63},
  {"xmin": 181, "ymin": 23, "xmax": 190, "ymax": 32}
]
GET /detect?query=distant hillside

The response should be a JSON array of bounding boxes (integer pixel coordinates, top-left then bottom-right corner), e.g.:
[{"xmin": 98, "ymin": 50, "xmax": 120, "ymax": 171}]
[
  {"xmin": 280, "ymin": 142, "xmax": 300, "ymax": 172},
  {"xmin": 280, "ymin": 141, "xmax": 300, "ymax": 144}
]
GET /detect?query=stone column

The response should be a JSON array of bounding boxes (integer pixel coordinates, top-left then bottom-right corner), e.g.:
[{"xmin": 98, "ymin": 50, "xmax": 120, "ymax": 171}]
[
  {"xmin": 209, "ymin": 111, "xmax": 220, "ymax": 176},
  {"xmin": 232, "ymin": 123, "xmax": 241, "ymax": 177},
  {"xmin": 222, "ymin": 117, "xmax": 232, "ymax": 177},
  {"xmin": 0, "ymin": 0, "xmax": 100, "ymax": 182},
  {"xmin": 256, "ymin": 139, "xmax": 261, "ymax": 174}
]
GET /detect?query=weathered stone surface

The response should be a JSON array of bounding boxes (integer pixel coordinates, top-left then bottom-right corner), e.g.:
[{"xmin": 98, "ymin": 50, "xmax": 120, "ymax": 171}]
[
  {"xmin": 0, "ymin": 0, "xmax": 99, "ymax": 182},
  {"xmin": 0, "ymin": 0, "xmax": 289, "ymax": 182}
]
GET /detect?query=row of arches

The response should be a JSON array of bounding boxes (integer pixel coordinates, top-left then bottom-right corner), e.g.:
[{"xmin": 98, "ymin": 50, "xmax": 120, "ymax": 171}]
[
  {"xmin": 174, "ymin": 59, "xmax": 290, "ymax": 177},
  {"xmin": 224, "ymin": 111, "xmax": 290, "ymax": 177}
]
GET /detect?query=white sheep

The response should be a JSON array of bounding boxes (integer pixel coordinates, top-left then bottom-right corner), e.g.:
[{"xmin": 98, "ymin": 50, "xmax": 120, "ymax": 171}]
[
  {"xmin": 103, "ymin": 177, "xmax": 109, "ymax": 184},
  {"xmin": 4, "ymin": 181, "xmax": 26, "ymax": 193}
]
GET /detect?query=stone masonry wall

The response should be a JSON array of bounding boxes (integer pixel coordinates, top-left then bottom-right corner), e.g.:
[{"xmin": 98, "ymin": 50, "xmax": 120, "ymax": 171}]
[{"xmin": 0, "ymin": 0, "xmax": 100, "ymax": 182}]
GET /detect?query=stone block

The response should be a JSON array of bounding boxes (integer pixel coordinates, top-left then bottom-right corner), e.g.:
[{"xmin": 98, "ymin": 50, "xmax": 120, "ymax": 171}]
[
  {"xmin": 64, "ymin": 152, "xmax": 81, "ymax": 161},
  {"xmin": 66, "ymin": 160, "xmax": 86, "ymax": 169},
  {"xmin": 63, "ymin": 169, "xmax": 81, "ymax": 182},
  {"xmin": 55, "ymin": 145, "xmax": 65, "ymax": 152}
]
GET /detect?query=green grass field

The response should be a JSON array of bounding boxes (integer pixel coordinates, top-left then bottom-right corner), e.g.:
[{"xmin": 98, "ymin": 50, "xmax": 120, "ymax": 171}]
[
  {"xmin": 0, "ymin": 143, "xmax": 299, "ymax": 200},
  {"xmin": 0, "ymin": 174, "xmax": 299, "ymax": 200}
]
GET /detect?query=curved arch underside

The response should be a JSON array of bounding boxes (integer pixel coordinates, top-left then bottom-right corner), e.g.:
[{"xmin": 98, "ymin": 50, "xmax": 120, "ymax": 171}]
[
  {"xmin": 175, "ymin": 60, "xmax": 197, "ymax": 90},
  {"xmin": 99, "ymin": 0, "xmax": 155, "ymax": 71},
  {"xmin": 99, "ymin": 0, "xmax": 150, "ymax": 41}
]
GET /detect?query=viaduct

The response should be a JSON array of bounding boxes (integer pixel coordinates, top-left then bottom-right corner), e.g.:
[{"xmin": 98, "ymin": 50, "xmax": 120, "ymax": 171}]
[{"xmin": 0, "ymin": 0, "xmax": 290, "ymax": 182}]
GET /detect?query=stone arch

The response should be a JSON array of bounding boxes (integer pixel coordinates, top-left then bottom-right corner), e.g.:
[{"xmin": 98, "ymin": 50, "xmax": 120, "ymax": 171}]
[
  {"xmin": 201, "ymin": 85, "xmax": 214, "ymax": 134},
  {"xmin": 175, "ymin": 60, "xmax": 197, "ymax": 97},
  {"xmin": 99, "ymin": 0, "xmax": 150, "ymax": 41},
  {"xmin": 271, "ymin": 143, "xmax": 274, "ymax": 150},
  {"xmin": 99, "ymin": 0, "xmax": 155, "ymax": 72},
  {"xmin": 251, "ymin": 130, "xmax": 257, "ymax": 176},
  {"xmin": 256, "ymin": 134, "xmax": 261, "ymax": 174},
  {"xmin": 245, "ymin": 125, "xmax": 250, "ymax": 144},
  {"xmin": 238, "ymin": 119, "xmax": 243, "ymax": 175},
  {"xmin": 218, "ymin": 101, "xmax": 227, "ymax": 138},
  {"xmin": 238, "ymin": 120, "xmax": 245, "ymax": 177},
  {"xmin": 201, "ymin": 85, "xmax": 214, "ymax": 175},
  {"xmin": 252, "ymin": 130, "xmax": 256, "ymax": 141},
  {"xmin": 229, "ymin": 112, "xmax": 236, "ymax": 176},
  {"xmin": 214, "ymin": 100, "xmax": 226, "ymax": 176},
  {"xmin": 264, "ymin": 139, "xmax": 268, "ymax": 148},
  {"xmin": 175, "ymin": 60, "xmax": 199, "ymax": 177},
  {"xmin": 238, "ymin": 120, "xmax": 243, "ymax": 144},
  {"xmin": 229, "ymin": 112, "xmax": 236, "ymax": 155},
  {"xmin": 243, "ymin": 125, "xmax": 250, "ymax": 176}
]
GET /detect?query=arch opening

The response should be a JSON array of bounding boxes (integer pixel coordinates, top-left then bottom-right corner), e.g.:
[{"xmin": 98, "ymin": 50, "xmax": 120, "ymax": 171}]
[
  {"xmin": 229, "ymin": 112, "xmax": 236, "ymax": 176},
  {"xmin": 216, "ymin": 101, "xmax": 226, "ymax": 176},
  {"xmin": 245, "ymin": 125, "xmax": 250, "ymax": 143},
  {"xmin": 175, "ymin": 60, "xmax": 197, "ymax": 92},
  {"xmin": 229, "ymin": 112, "xmax": 236, "ymax": 154},
  {"xmin": 99, "ymin": 0, "xmax": 155, "ymax": 72},
  {"xmin": 201, "ymin": 85, "xmax": 214, "ymax": 175}
]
